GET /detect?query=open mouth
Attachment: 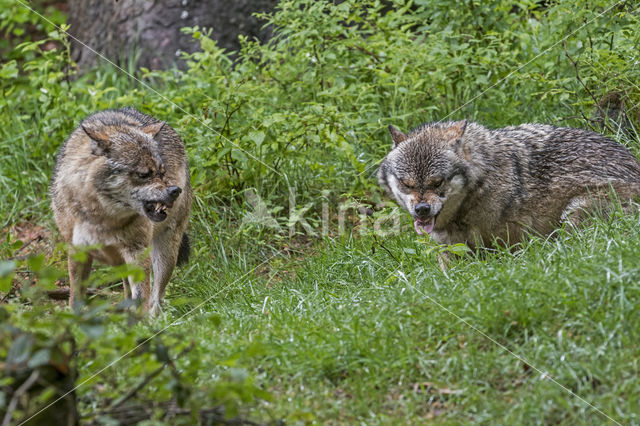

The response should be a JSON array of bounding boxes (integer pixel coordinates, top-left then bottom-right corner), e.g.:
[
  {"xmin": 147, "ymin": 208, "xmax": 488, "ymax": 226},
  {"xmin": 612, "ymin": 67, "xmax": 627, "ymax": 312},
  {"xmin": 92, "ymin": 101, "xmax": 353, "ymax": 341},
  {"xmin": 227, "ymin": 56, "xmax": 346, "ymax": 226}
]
[
  {"xmin": 143, "ymin": 200, "xmax": 171, "ymax": 222},
  {"xmin": 413, "ymin": 216, "xmax": 436, "ymax": 236}
]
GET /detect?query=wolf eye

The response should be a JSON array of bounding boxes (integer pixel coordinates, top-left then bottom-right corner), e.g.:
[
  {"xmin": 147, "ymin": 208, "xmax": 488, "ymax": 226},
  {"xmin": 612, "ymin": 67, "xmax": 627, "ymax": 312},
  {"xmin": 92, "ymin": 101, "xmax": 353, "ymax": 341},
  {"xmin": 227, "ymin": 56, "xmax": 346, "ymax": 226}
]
[
  {"xmin": 400, "ymin": 181, "xmax": 415, "ymax": 190},
  {"xmin": 136, "ymin": 169, "xmax": 153, "ymax": 179},
  {"xmin": 431, "ymin": 178, "xmax": 443, "ymax": 188}
]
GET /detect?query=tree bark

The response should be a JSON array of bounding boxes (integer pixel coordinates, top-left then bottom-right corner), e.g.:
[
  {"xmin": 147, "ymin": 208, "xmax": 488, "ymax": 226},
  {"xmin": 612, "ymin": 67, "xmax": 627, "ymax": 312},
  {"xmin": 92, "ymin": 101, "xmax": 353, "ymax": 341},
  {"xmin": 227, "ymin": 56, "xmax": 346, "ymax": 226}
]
[{"xmin": 66, "ymin": 0, "xmax": 278, "ymax": 72}]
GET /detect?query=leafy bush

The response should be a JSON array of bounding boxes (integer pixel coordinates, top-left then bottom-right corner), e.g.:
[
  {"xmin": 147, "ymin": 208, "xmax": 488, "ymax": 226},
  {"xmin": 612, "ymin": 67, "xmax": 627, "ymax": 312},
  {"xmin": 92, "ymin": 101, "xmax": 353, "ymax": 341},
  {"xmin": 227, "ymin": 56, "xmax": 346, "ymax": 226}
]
[
  {"xmin": 0, "ymin": 251, "xmax": 269, "ymax": 424},
  {"xmin": 4, "ymin": 0, "xmax": 639, "ymax": 229}
]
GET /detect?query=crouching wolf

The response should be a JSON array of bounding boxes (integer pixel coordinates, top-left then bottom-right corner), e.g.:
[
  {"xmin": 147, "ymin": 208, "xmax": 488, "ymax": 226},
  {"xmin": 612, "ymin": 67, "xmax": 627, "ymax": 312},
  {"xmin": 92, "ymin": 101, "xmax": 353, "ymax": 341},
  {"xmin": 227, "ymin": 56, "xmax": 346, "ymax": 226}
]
[
  {"xmin": 378, "ymin": 120, "xmax": 640, "ymax": 250},
  {"xmin": 51, "ymin": 107, "xmax": 192, "ymax": 316}
]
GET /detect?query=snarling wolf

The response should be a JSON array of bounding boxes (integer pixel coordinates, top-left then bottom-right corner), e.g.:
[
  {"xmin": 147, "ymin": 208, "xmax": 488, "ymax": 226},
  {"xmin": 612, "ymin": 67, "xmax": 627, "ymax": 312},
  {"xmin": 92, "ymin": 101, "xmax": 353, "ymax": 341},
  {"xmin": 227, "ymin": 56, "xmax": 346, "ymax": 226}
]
[
  {"xmin": 51, "ymin": 107, "xmax": 192, "ymax": 315},
  {"xmin": 378, "ymin": 120, "xmax": 640, "ymax": 250}
]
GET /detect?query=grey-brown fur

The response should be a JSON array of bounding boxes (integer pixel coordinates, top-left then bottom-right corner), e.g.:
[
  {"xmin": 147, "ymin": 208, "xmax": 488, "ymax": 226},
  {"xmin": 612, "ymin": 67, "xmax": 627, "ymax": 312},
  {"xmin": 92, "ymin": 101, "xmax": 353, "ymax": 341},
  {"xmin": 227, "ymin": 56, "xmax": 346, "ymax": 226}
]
[
  {"xmin": 51, "ymin": 107, "xmax": 192, "ymax": 315},
  {"xmin": 378, "ymin": 120, "xmax": 640, "ymax": 250}
]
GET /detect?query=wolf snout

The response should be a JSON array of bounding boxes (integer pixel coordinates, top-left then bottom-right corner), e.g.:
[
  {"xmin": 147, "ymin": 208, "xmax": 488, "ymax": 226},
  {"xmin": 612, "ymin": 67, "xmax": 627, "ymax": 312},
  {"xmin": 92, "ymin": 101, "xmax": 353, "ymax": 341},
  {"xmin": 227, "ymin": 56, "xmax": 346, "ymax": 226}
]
[
  {"xmin": 141, "ymin": 187, "xmax": 182, "ymax": 222},
  {"xmin": 414, "ymin": 202, "xmax": 431, "ymax": 219},
  {"xmin": 167, "ymin": 186, "xmax": 182, "ymax": 202}
]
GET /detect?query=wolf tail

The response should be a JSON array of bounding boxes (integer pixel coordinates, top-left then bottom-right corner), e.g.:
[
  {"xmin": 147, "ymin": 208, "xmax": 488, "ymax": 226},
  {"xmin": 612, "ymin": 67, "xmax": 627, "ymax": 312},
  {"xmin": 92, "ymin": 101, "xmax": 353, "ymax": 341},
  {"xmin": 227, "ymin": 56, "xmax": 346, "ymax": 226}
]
[{"xmin": 176, "ymin": 232, "xmax": 190, "ymax": 266}]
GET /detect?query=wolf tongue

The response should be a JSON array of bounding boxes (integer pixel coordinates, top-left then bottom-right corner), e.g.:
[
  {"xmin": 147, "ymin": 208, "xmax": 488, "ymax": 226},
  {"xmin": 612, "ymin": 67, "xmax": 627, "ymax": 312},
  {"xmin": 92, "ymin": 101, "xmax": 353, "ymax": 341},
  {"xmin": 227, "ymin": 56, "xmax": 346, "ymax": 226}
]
[
  {"xmin": 421, "ymin": 219, "xmax": 435, "ymax": 234},
  {"xmin": 413, "ymin": 218, "xmax": 435, "ymax": 235}
]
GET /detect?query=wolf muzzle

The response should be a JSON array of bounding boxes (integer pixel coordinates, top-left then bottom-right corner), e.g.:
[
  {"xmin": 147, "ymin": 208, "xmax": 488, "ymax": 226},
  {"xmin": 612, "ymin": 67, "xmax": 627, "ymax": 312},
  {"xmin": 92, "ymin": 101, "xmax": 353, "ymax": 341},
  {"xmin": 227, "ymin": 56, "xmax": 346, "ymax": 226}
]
[
  {"xmin": 143, "ymin": 186, "xmax": 182, "ymax": 222},
  {"xmin": 413, "ymin": 202, "xmax": 436, "ymax": 235},
  {"xmin": 414, "ymin": 202, "xmax": 431, "ymax": 219}
]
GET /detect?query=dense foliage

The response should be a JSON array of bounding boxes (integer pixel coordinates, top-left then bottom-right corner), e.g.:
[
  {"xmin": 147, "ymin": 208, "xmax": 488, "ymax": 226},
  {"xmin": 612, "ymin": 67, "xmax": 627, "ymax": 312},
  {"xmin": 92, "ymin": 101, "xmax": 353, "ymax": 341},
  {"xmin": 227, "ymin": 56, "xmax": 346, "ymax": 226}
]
[{"xmin": 1, "ymin": 0, "xmax": 639, "ymax": 423}]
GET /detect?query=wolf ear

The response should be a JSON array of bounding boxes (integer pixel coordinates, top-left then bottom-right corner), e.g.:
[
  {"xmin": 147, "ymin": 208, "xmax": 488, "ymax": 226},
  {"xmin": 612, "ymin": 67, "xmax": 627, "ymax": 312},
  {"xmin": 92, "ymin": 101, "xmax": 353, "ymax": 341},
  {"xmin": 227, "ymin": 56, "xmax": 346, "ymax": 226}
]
[
  {"xmin": 444, "ymin": 120, "xmax": 468, "ymax": 141},
  {"xmin": 140, "ymin": 121, "xmax": 165, "ymax": 138},
  {"xmin": 447, "ymin": 120, "xmax": 470, "ymax": 159},
  {"xmin": 388, "ymin": 125, "xmax": 407, "ymax": 146},
  {"xmin": 82, "ymin": 123, "xmax": 111, "ymax": 156}
]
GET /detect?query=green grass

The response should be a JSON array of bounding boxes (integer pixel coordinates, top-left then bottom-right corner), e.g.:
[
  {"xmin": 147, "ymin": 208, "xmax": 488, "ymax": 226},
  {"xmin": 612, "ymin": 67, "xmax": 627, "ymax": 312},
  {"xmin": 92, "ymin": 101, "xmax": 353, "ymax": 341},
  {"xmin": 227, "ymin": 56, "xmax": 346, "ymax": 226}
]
[{"xmin": 134, "ymin": 211, "xmax": 639, "ymax": 424}]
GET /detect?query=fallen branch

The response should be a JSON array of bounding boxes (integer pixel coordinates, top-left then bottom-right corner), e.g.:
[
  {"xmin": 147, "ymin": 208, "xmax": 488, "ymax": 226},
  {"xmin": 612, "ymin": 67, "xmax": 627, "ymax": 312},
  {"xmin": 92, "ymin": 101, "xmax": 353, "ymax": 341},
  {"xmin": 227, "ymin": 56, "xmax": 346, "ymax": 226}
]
[
  {"xmin": 7, "ymin": 235, "xmax": 44, "ymax": 261},
  {"xmin": 46, "ymin": 287, "xmax": 101, "ymax": 300}
]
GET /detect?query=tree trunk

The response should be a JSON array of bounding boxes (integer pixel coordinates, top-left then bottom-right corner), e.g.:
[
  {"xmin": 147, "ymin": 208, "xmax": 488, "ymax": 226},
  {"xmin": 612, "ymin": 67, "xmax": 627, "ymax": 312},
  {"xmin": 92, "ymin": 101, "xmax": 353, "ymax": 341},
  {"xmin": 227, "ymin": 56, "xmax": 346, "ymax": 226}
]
[{"xmin": 66, "ymin": 0, "xmax": 278, "ymax": 72}]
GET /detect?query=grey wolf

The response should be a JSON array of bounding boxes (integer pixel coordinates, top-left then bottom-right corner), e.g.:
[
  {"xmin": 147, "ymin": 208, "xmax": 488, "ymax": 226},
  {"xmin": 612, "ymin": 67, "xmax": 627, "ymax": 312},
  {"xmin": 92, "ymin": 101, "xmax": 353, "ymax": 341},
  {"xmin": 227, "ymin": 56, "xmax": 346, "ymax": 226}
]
[
  {"xmin": 378, "ymin": 120, "xmax": 640, "ymax": 250},
  {"xmin": 51, "ymin": 107, "xmax": 192, "ymax": 315}
]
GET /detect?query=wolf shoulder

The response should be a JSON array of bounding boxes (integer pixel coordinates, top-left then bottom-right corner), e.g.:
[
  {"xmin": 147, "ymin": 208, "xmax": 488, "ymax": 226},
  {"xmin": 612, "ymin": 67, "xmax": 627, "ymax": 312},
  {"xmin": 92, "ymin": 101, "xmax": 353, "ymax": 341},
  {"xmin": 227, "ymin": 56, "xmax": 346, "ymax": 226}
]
[{"xmin": 483, "ymin": 123, "xmax": 640, "ymax": 184}]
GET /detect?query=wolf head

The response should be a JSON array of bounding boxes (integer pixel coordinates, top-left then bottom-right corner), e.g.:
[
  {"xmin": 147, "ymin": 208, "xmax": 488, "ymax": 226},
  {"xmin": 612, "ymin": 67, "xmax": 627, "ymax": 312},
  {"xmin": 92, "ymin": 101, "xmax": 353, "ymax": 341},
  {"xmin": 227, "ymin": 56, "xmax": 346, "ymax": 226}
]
[
  {"xmin": 82, "ymin": 119, "xmax": 183, "ymax": 223},
  {"xmin": 378, "ymin": 120, "xmax": 477, "ymax": 235}
]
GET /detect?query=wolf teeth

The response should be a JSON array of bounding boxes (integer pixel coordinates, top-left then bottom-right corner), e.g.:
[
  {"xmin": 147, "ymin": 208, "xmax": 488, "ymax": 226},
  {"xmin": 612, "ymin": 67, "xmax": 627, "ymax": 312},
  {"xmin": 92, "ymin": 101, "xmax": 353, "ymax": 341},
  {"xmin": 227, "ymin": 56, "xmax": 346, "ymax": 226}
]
[{"xmin": 154, "ymin": 202, "xmax": 166, "ymax": 213}]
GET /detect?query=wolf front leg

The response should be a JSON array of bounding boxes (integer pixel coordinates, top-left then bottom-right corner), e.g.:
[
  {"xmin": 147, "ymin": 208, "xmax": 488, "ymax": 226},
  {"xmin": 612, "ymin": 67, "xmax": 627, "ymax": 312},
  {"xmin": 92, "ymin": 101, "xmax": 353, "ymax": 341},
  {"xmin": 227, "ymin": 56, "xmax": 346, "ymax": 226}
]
[
  {"xmin": 123, "ymin": 251, "xmax": 152, "ymax": 313},
  {"xmin": 68, "ymin": 253, "xmax": 93, "ymax": 309},
  {"xmin": 122, "ymin": 278, "xmax": 130, "ymax": 299},
  {"xmin": 148, "ymin": 230, "xmax": 184, "ymax": 317}
]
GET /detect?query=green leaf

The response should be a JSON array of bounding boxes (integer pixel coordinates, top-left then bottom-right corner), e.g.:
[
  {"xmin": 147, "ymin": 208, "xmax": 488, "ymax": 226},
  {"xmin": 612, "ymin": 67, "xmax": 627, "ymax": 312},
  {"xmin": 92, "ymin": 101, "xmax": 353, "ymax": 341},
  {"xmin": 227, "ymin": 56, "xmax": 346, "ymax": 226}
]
[
  {"xmin": 447, "ymin": 243, "xmax": 471, "ymax": 256},
  {"xmin": 0, "ymin": 260, "xmax": 16, "ymax": 277},
  {"xmin": 7, "ymin": 334, "xmax": 35, "ymax": 366},
  {"xmin": 110, "ymin": 263, "xmax": 145, "ymax": 282},
  {"xmin": 80, "ymin": 323, "xmax": 105, "ymax": 339},
  {"xmin": 231, "ymin": 148, "xmax": 248, "ymax": 165},
  {"xmin": 71, "ymin": 249, "xmax": 88, "ymax": 263},
  {"xmin": 0, "ymin": 261, "xmax": 16, "ymax": 293},
  {"xmin": 27, "ymin": 348, "xmax": 51, "ymax": 368},
  {"xmin": 27, "ymin": 254, "xmax": 45, "ymax": 272},
  {"xmin": 0, "ymin": 60, "xmax": 18, "ymax": 80},
  {"xmin": 248, "ymin": 131, "xmax": 265, "ymax": 149}
]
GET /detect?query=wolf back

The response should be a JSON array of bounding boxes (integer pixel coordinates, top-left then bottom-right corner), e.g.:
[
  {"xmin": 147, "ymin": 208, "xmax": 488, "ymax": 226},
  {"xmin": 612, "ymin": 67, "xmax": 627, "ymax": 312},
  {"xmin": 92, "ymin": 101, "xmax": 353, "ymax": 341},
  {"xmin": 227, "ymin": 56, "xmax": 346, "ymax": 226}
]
[
  {"xmin": 378, "ymin": 120, "xmax": 640, "ymax": 249},
  {"xmin": 51, "ymin": 107, "xmax": 192, "ymax": 315}
]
